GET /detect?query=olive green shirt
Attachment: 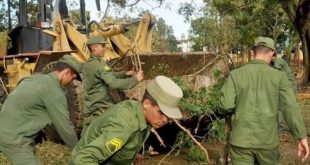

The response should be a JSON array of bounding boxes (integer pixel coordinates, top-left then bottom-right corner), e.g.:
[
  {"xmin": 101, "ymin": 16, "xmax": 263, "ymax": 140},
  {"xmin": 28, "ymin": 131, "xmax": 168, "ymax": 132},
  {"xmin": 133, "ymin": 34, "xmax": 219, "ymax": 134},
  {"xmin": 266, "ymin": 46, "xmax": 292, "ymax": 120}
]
[
  {"xmin": 71, "ymin": 100, "xmax": 151, "ymax": 165},
  {"xmin": 272, "ymin": 58, "xmax": 297, "ymax": 94},
  {"xmin": 0, "ymin": 73, "xmax": 78, "ymax": 149},
  {"xmin": 82, "ymin": 55, "xmax": 139, "ymax": 115},
  {"xmin": 220, "ymin": 59, "xmax": 306, "ymax": 149}
]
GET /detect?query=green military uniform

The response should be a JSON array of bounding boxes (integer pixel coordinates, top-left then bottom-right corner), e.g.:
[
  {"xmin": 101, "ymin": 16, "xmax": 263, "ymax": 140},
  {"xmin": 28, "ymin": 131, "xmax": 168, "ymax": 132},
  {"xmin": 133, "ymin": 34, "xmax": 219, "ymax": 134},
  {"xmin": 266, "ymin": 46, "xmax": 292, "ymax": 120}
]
[
  {"xmin": 82, "ymin": 55, "xmax": 138, "ymax": 126},
  {"xmin": 220, "ymin": 59, "xmax": 306, "ymax": 164},
  {"xmin": 272, "ymin": 57, "xmax": 298, "ymax": 132},
  {"xmin": 82, "ymin": 36, "xmax": 139, "ymax": 126},
  {"xmin": 82, "ymin": 55, "xmax": 138, "ymax": 115},
  {"xmin": 272, "ymin": 57, "xmax": 297, "ymax": 94},
  {"xmin": 71, "ymin": 75, "xmax": 184, "ymax": 165},
  {"xmin": 70, "ymin": 100, "xmax": 151, "ymax": 165},
  {"xmin": 0, "ymin": 73, "xmax": 78, "ymax": 165}
]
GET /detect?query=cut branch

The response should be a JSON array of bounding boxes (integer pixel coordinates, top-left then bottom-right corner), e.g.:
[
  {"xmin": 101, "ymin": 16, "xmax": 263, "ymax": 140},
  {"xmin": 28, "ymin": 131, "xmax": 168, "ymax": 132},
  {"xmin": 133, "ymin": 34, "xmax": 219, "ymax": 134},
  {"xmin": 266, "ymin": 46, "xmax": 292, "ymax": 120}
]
[
  {"xmin": 158, "ymin": 143, "xmax": 177, "ymax": 165},
  {"xmin": 194, "ymin": 114, "xmax": 205, "ymax": 134},
  {"xmin": 151, "ymin": 127, "xmax": 166, "ymax": 148},
  {"xmin": 173, "ymin": 119, "xmax": 211, "ymax": 163},
  {"xmin": 186, "ymin": 55, "xmax": 221, "ymax": 77}
]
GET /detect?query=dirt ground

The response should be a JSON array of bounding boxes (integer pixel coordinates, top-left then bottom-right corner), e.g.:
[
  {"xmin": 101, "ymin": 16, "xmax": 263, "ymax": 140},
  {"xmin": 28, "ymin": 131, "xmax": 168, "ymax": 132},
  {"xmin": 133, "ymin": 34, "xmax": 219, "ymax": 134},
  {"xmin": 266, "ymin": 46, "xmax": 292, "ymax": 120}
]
[{"xmin": 0, "ymin": 107, "xmax": 309, "ymax": 165}]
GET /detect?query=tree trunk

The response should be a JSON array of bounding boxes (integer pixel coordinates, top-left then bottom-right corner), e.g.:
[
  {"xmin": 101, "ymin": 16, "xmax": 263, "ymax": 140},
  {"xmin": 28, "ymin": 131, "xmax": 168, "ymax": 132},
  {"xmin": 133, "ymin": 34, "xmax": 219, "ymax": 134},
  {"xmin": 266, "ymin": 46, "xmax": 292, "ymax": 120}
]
[
  {"xmin": 296, "ymin": 0, "xmax": 310, "ymax": 84},
  {"xmin": 302, "ymin": 28, "xmax": 310, "ymax": 83},
  {"xmin": 280, "ymin": 0, "xmax": 310, "ymax": 84}
]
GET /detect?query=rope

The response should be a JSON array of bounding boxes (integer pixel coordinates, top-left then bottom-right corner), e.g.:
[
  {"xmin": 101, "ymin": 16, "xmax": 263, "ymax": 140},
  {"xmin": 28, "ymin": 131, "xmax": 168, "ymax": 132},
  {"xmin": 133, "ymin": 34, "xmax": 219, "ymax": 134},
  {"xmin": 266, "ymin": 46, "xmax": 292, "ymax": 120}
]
[
  {"xmin": 0, "ymin": 77, "xmax": 8, "ymax": 96},
  {"xmin": 130, "ymin": 43, "xmax": 142, "ymax": 71},
  {"xmin": 125, "ymin": 42, "xmax": 144, "ymax": 101}
]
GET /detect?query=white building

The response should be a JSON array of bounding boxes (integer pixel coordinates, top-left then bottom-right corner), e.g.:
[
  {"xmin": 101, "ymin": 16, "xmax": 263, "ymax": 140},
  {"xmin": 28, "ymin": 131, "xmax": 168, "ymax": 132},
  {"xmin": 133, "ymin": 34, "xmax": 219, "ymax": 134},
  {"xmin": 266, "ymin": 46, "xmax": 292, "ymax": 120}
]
[{"xmin": 177, "ymin": 34, "xmax": 194, "ymax": 52}]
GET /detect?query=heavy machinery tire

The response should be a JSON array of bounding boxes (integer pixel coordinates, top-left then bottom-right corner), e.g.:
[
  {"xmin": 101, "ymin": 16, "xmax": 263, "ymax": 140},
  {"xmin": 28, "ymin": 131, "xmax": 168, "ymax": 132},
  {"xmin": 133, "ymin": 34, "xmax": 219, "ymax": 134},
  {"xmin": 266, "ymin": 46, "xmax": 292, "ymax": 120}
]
[{"xmin": 66, "ymin": 79, "xmax": 84, "ymax": 138}]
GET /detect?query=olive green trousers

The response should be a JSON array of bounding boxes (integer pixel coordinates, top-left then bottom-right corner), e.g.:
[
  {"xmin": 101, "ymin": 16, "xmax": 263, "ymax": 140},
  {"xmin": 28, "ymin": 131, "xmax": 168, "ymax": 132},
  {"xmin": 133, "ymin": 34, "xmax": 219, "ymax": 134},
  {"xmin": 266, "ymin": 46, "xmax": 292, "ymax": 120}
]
[
  {"xmin": 0, "ymin": 144, "xmax": 39, "ymax": 165},
  {"xmin": 229, "ymin": 144, "xmax": 280, "ymax": 165}
]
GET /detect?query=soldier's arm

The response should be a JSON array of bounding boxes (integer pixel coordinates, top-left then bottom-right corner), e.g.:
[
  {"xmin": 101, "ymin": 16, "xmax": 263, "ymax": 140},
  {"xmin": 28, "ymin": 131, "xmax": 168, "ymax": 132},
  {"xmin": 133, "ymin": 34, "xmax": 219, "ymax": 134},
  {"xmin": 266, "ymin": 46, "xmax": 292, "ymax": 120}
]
[
  {"xmin": 282, "ymin": 62, "xmax": 297, "ymax": 95},
  {"xmin": 279, "ymin": 74, "xmax": 306, "ymax": 140},
  {"xmin": 44, "ymin": 93, "xmax": 78, "ymax": 150},
  {"xmin": 274, "ymin": 58, "xmax": 297, "ymax": 94},
  {"xmin": 72, "ymin": 125, "xmax": 131, "ymax": 164},
  {"xmin": 112, "ymin": 70, "xmax": 127, "ymax": 78},
  {"xmin": 219, "ymin": 74, "xmax": 236, "ymax": 114},
  {"xmin": 98, "ymin": 67, "xmax": 138, "ymax": 90}
]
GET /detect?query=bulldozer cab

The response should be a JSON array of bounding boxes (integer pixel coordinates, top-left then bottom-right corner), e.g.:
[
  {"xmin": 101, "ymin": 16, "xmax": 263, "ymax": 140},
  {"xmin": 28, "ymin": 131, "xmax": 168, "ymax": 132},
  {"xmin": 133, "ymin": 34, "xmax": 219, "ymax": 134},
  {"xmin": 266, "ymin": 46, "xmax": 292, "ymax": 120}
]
[
  {"xmin": 6, "ymin": 0, "xmax": 87, "ymax": 55},
  {"xmin": 0, "ymin": 0, "xmax": 88, "ymax": 93}
]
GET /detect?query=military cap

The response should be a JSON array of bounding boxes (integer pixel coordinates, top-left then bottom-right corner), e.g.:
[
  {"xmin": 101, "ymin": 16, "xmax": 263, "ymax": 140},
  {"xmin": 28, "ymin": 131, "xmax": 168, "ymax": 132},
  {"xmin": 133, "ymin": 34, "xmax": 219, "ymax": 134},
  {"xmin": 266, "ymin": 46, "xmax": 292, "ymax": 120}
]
[
  {"xmin": 59, "ymin": 54, "xmax": 83, "ymax": 79},
  {"xmin": 147, "ymin": 76, "xmax": 183, "ymax": 119},
  {"xmin": 253, "ymin": 36, "xmax": 275, "ymax": 50},
  {"xmin": 86, "ymin": 36, "xmax": 107, "ymax": 45}
]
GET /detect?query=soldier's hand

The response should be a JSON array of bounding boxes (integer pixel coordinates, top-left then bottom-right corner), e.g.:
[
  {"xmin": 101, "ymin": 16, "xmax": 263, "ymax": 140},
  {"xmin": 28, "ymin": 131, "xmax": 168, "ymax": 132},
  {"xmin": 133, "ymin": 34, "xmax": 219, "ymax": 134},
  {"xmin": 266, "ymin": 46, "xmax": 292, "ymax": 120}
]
[
  {"xmin": 298, "ymin": 138, "xmax": 309, "ymax": 163},
  {"xmin": 126, "ymin": 71, "xmax": 136, "ymax": 76},
  {"xmin": 135, "ymin": 71, "xmax": 144, "ymax": 81},
  {"xmin": 133, "ymin": 154, "xmax": 143, "ymax": 165}
]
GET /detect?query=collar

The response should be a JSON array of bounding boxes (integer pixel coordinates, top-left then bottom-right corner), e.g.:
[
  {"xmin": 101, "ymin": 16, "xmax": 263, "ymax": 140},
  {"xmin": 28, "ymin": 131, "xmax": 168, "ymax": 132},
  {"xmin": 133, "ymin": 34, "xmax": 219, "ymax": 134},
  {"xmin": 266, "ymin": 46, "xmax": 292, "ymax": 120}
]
[
  {"xmin": 136, "ymin": 102, "xmax": 148, "ymax": 131},
  {"xmin": 90, "ymin": 54, "xmax": 103, "ymax": 61},
  {"xmin": 48, "ymin": 72, "xmax": 64, "ymax": 89},
  {"xmin": 249, "ymin": 59, "xmax": 269, "ymax": 65}
]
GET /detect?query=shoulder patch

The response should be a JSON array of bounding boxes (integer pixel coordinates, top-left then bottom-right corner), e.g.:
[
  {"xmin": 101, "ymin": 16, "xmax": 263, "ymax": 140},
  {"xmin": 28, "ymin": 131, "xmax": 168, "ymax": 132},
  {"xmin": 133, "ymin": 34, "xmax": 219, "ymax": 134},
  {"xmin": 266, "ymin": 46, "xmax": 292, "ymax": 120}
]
[
  {"xmin": 104, "ymin": 66, "xmax": 111, "ymax": 71},
  {"xmin": 105, "ymin": 138, "xmax": 123, "ymax": 154}
]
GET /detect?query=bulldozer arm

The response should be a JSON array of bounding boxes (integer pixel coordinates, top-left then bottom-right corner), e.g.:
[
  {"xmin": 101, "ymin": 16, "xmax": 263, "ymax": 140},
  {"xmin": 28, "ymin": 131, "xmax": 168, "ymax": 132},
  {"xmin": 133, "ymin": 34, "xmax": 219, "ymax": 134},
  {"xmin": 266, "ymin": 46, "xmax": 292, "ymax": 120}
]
[
  {"xmin": 134, "ymin": 14, "xmax": 156, "ymax": 52},
  {"xmin": 51, "ymin": 13, "xmax": 87, "ymax": 62},
  {"xmin": 0, "ymin": 31, "xmax": 9, "ymax": 57}
]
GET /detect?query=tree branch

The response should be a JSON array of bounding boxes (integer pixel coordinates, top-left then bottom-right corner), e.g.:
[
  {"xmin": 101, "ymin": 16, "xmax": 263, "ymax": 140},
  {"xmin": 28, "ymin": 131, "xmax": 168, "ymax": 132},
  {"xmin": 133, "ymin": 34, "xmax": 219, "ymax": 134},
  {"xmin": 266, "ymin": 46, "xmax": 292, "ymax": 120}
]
[
  {"xmin": 280, "ymin": 0, "xmax": 297, "ymax": 24},
  {"xmin": 173, "ymin": 119, "xmax": 211, "ymax": 163},
  {"xmin": 158, "ymin": 143, "xmax": 177, "ymax": 165},
  {"xmin": 151, "ymin": 128, "xmax": 166, "ymax": 148},
  {"xmin": 126, "ymin": 0, "xmax": 141, "ymax": 7},
  {"xmin": 143, "ymin": 0, "xmax": 164, "ymax": 10},
  {"xmin": 103, "ymin": 0, "xmax": 110, "ymax": 19}
]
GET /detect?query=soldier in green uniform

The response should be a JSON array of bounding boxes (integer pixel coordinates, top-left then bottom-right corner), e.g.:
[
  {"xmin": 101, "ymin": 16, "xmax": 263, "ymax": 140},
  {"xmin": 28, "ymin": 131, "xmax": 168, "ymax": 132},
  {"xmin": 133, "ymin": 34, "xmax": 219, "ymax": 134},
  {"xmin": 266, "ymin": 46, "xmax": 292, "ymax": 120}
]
[
  {"xmin": 219, "ymin": 37, "xmax": 309, "ymax": 164},
  {"xmin": 70, "ymin": 75, "xmax": 183, "ymax": 165},
  {"xmin": 82, "ymin": 36, "xmax": 144, "ymax": 127},
  {"xmin": 271, "ymin": 56, "xmax": 297, "ymax": 94},
  {"xmin": 271, "ymin": 56, "xmax": 298, "ymax": 132},
  {"xmin": 0, "ymin": 55, "xmax": 82, "ymax": 165}
]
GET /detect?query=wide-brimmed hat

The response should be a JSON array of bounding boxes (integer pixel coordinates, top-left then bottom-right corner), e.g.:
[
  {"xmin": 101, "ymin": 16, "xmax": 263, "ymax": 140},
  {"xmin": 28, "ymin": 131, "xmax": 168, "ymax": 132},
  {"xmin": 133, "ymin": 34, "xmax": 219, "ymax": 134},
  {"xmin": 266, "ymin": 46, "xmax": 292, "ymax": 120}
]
[
  {"xmin": 86, "ymin": 36, "xmax": 107, "ymax": 45},
  {"xmin": 147, "ymin": 76, "xmax": 183, "ymax": 119},
  {"xmin": 59, "ymin": 54, "xmax": 83, "ymax": 79},
  {"xmin": 253, "ymin": 36, "xmax": 275, "ymax": 50}
]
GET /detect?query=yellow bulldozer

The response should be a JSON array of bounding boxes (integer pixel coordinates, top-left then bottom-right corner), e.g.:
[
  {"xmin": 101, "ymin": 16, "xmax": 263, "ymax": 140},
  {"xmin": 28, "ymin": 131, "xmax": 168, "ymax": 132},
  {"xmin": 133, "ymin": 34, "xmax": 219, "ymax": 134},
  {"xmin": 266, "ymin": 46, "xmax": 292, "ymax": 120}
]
[
  {"xmin": 0, "ymin": 0, "xmax": 155, "ymax": 90},
  {"xmin": 0, "ymin": 0, "xmax": 159, "ymax": 135},
  {"xmin": 0, "ymin": 0, "xmax": 229, "ymax": 149}
]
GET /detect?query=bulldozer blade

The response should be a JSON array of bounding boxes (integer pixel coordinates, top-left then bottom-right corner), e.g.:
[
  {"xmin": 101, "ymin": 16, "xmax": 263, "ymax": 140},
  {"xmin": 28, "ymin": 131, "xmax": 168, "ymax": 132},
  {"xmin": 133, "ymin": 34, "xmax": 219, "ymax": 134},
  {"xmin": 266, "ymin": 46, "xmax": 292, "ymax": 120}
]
[
  {"xmin": 119, "ymin": 52, "xmax": 226, "ymax": 78},
  {"xmin": 34, "ymin": 50, "xmax": 75, "ymax": 73}
]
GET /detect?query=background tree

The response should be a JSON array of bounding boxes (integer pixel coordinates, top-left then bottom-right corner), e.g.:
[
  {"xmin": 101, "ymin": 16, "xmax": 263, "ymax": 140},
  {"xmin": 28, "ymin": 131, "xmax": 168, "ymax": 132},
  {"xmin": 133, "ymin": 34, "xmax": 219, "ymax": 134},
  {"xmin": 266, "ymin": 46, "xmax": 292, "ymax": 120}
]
[
  {"xmin": 0, "ymin": 0, "xmax": 20, "ymax": 31},
  {"xmin": 279, "ymin": 0, "xmax": 310, "ymax": 83},
  {"xmin": 179, "ymin": 0, "xmax": 296, "ymax": 62},
  {"xmin": 152, "ymin": 18, "xmax": 180, "ymax": 52},
  {"xmin": 0, "ymin": 0, "xmax": 8, "ymax": 30}
]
